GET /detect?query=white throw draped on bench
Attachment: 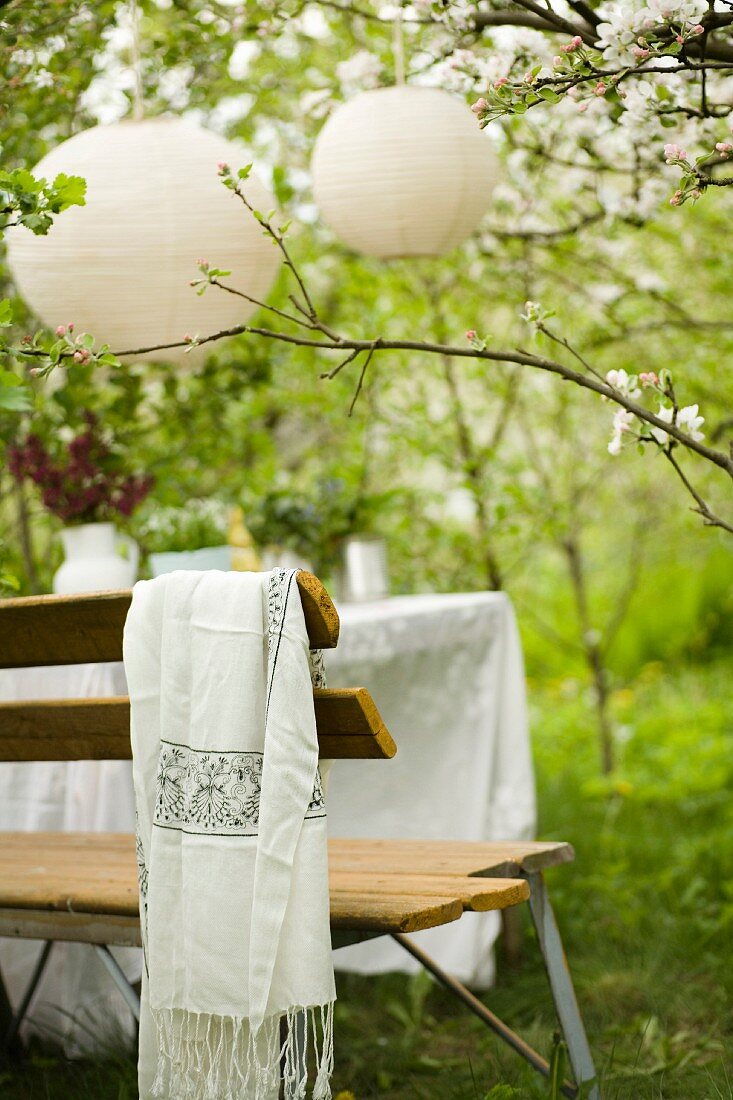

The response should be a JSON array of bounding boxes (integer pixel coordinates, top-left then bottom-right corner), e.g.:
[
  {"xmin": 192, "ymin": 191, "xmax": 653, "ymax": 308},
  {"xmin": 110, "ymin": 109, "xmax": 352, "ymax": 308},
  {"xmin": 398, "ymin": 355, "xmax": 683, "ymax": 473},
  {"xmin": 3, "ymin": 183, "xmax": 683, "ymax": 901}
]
[{"xmin": 124, "ymin": 569, "xmax": 335, "ymax": 1100}]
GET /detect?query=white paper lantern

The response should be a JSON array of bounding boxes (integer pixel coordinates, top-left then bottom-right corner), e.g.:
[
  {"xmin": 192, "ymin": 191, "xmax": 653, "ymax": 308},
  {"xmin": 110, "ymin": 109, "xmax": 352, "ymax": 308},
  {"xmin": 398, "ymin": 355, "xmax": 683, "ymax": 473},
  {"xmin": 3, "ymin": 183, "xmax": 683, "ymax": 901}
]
[
  {"xmin": 7, "ymin": 118, "xmax": 280, "ymax": 364},
  {"xmin": 311, "ymin": 85, "xmax": 498, "ymax": 259}
]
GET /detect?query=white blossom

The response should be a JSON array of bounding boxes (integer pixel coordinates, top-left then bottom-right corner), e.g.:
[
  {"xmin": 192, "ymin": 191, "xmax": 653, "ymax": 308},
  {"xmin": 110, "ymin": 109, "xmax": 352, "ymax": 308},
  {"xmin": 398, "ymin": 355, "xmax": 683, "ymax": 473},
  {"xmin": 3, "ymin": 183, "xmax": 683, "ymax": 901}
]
[
  {"xmin": 608, "ymin": 408, "xmax": 635, "ymax": 454},
  {"xmin": 596, "ymin": 0, "xmax": 706, "ymax": 66},
  {"xmin": 33, "ymin": 70, "xmax": 54, "ymax": 89},
  {"xmin": 650, "ymin": 403, "xmax": 704, "ymax": 444},
  {"xmin": 335, "ymin": 50, "xmax": 382, "ymax": 93},
  {"xmin": 649, "ymin": 403, "xmax": 675, "ymax": 444},
  {"xmin": 677, "ymin": 403, "xmax": 705, "ymax": 441},
  {"xmin": 606, "ymin": 369, "xmax": 642, "ymax": 399}
]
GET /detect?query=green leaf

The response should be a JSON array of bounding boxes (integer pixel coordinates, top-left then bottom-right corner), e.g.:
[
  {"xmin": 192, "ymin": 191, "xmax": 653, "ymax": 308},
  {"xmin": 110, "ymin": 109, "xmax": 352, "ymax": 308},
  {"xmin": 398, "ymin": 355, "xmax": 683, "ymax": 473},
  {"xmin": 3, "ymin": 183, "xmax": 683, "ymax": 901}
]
[
  {"xmin": 0, "ymin": 371, "xmax": 31, "ymax": 410},
  {"xmin": 51, "ymin": 173, "xmax": 87, "ymax": 210},
  {"xmin": 0, "ymin": 300, "xmax": 13, "ymax": 327}
]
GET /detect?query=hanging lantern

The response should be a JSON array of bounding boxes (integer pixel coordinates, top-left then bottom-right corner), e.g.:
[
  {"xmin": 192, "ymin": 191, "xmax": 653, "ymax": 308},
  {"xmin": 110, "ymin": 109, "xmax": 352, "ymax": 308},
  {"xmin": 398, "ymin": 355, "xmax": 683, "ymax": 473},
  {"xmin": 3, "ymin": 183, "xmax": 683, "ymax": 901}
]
[
  {"xmin": 7, "ymin": 118, "xmax": 280, "ymax": 364},
  {"xmin": 311, "ymin": 86, "xmax": 498, "ymax": 259}
]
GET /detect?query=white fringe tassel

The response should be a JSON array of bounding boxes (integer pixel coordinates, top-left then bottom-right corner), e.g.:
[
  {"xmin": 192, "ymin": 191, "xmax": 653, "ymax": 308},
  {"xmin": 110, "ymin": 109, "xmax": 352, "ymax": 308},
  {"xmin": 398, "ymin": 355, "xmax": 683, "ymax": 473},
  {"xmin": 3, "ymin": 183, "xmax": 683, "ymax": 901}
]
[{"xmin": 150, "ymin": 1002, "xmax": 334, "ymax": 1100}]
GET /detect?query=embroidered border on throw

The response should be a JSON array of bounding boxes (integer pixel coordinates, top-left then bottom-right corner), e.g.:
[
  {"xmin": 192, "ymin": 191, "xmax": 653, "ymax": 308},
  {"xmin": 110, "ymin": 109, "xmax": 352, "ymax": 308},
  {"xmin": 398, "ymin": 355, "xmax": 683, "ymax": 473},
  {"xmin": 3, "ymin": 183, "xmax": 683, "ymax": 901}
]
[{"xmin": 154, "ymin": 742, "xmax": 325, "ymax": 835}]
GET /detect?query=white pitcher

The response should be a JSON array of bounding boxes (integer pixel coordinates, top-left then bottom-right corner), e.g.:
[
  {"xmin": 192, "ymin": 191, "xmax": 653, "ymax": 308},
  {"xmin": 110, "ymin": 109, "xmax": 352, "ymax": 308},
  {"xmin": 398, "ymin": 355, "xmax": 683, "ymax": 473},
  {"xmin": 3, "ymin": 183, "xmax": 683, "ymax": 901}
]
[{"xmin": 52, "ymin": 521, "xmax": 139, "ymax": 595}]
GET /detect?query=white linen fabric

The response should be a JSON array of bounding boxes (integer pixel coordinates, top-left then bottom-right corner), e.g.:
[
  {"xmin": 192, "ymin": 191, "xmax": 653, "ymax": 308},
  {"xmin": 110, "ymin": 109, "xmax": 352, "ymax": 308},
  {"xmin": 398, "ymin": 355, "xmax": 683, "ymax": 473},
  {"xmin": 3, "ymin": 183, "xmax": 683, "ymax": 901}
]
[{"xmin": 124, "ymin": 569, "xmax": 335, "ymax": 1100}]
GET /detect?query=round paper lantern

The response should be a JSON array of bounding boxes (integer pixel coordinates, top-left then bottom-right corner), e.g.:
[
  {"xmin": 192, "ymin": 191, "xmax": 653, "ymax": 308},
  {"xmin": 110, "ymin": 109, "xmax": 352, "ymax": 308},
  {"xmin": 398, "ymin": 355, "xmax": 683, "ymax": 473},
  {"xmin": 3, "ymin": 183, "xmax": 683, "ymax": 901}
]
[
  {"xmin": 7, "ymin": 118, "xmax": 280, "ymax": 364},
  {"xmin": 311, "ymin": 85, "xmax": 498, "ymax": 259}
]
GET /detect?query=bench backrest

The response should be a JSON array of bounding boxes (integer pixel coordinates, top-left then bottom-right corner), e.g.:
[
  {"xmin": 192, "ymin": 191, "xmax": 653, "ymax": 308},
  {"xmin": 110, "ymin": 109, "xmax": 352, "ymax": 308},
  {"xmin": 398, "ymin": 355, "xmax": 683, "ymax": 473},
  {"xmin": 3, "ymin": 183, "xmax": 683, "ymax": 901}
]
[{"xmin": 0, "ymin": 571, "xmax": 396, "ymax": 763}]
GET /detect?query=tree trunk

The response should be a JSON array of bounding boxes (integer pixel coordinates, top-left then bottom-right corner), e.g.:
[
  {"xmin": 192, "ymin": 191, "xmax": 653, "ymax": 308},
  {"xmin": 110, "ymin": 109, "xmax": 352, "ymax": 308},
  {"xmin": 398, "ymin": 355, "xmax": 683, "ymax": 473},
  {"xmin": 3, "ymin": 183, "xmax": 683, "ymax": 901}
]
[{"xmin": 562, "ymin": 534, "xmax": 614, "ymax": 774}]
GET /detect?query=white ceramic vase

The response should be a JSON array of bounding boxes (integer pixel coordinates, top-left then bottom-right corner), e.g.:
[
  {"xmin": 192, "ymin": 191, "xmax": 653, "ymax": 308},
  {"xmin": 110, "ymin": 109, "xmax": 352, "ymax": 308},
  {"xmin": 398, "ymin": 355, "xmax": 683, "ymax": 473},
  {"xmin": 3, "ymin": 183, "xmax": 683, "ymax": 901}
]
[{"xmin": 52, "ymin": 522, "xmax": 139, "ymax": 595}]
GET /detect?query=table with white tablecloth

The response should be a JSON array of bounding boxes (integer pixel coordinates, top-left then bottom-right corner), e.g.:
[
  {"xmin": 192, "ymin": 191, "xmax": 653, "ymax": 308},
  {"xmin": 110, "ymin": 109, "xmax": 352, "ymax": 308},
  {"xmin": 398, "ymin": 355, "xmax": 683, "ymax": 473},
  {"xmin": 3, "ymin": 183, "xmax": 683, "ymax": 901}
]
[
  {"xmin": 325, "ymin": 592, "xmax": 535, "ymax": 985},
  {"xmin": 0, "ymin": 589, "xmax": 535, "ymax": 1047}
]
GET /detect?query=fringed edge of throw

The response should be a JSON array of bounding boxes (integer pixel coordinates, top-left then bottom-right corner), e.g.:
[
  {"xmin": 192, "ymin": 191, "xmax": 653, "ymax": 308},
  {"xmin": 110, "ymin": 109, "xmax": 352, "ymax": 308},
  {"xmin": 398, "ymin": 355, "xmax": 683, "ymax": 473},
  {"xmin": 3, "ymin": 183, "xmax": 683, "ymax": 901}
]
[{"xmin": 150, "ymin": 1002, "xmax": 334, "ymax": 1100}]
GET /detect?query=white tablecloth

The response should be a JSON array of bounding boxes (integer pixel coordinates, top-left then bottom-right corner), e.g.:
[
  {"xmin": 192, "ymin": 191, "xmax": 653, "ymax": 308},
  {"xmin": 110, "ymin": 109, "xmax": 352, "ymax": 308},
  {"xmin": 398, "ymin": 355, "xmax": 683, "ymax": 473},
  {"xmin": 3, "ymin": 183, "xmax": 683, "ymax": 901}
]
[
  {"xmin": 0, "ymin": 590, "xmax": 534, "ymax": 1046},
  {"xmin": 325, "ymin": 593, "xmax": 535, "ymax": 985},
  {"xmin": 0, "ymin": 662, "xmax": 138, "ymax": 1052}
]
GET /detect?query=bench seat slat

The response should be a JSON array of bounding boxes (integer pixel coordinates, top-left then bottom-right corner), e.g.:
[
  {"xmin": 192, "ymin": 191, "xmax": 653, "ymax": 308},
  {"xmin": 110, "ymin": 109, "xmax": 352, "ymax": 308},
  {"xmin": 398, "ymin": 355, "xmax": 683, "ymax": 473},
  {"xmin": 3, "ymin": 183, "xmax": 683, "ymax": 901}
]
[
  {"xmin": 0, "ymin": 571, "xmax": 339, "ymax": 668},
  {"xmin": 329, "ymin": 893, "xmax": 462, "ymax": 933},
  {"xmin": 0, "ymin": 687, "xmax": 396, "ymax": 762},
  {"xmin": 328, "ymin": 838, "xmax": 575, "ymax": 876},
  {"xmin": 0, "ymin": 833, "xmax": 531, "ymax": 937},
  {"xmin": 329, "ymin": 873, "xmax": 529, "ymax": 911}
]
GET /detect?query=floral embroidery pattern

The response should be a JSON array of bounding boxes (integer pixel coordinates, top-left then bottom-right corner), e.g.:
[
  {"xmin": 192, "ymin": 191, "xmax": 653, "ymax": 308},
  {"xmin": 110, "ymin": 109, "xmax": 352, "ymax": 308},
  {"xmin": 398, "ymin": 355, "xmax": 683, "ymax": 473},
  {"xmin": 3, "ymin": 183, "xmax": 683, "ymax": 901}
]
[
  {"xmin": 136, "ymin": 827, "xmax": 149, "ymax": 901},
  {"xmin": 154, "ymin": 742, "xmax": 325, "ymax": 835},
  {"xmin": 266, "ymin": 568, "xmax": 293, "ymax": 719},
  {"xmin": 309, "ymin": 768, "xmax": 325, "ymax": 813},
  {"xmin": 309, "ymin": 648, "xmax": 327, "ymax": 689},
  {"xmin": 135, "ymin": 817, "xmax": 150, "ymax": 969}
]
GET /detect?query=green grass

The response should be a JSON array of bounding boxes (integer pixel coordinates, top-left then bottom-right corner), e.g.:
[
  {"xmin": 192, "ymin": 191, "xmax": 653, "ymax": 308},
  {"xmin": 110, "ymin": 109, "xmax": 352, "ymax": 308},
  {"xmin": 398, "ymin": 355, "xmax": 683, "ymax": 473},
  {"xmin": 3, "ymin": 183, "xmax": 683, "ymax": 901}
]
[{"xmin": 1, "ymin": 660, "xmax": 731, "ymax": 1099}]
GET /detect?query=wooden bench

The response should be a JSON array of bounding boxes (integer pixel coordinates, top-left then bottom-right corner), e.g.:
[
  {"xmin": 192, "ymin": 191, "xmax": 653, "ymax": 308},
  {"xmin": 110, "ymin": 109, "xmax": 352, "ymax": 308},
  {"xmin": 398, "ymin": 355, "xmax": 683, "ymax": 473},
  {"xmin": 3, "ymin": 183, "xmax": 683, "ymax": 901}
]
[{"xmin": 0, "ymin": 572, "xmax": 599, "ymax": 1098}]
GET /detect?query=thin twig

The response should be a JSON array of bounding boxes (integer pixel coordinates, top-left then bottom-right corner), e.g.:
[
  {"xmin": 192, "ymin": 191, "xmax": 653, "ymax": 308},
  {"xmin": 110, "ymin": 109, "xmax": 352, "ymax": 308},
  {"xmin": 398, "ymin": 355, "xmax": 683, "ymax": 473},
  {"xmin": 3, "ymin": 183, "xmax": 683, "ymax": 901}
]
[
  {"xmin": 209, "ymin": 278, "xmax": 314, "ymax": 330},
  {"xmin": 663, "ymin": 447, "xmax": 733, "ymax": 533},
  {"xmin": 348, "ymin": 343, "xmax": 378, "ymax": 415}
]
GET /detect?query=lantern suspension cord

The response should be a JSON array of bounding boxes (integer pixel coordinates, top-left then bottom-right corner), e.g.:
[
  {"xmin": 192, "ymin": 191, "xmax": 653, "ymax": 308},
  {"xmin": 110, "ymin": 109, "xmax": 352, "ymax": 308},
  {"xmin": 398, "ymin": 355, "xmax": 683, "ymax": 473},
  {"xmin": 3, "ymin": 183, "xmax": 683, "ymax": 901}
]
[
  {"xmin": 130, "ymin": 0, "xmax": 145, "ymax": 120},
  {"xmin": 392, "ymin": 7, "xmax": 406, "ymax": 85}
]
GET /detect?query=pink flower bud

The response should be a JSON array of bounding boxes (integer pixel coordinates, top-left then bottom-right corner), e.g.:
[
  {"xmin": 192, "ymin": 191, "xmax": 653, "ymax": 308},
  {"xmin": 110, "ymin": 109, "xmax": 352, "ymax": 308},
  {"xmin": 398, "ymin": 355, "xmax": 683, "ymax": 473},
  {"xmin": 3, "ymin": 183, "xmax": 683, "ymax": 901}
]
[
  {"xmin": 639, "ymin": 372, "xmax": 658, "ymax": 387},
  {"xmin": 692, "ymin": 24, "xmax": 704, "ymax": 33},
  {"xmin": 594, "ymin": 81, "xmax": 606, "ymax": 96},
  {"xmin": 715, "ymin": 141, "xmax": 733, "ymax": 156},
  {"xmin": 217, "ymin": 162, "xmax": 230, "ymax": 173},
  {"xmin": 664, "ymin": 143, "xmax": 687, "ymax": 162},
  {"xmin": 29, "ymin": 367, "xmax": 42, "ymax": 377},
  {"xmin": 183, "ymin": 333, "xmax": 193, "ymax": 343},
  {"xmin": 632, "ymin": 46, "xmax": 650, "ymax": 59},
  {"xmin": 470, "ymin": 97, "xmax": 488, "ymax": 114},
  {"xmin": 55, "ymin": 325, "xmax": 66, "ymax": 337},
  {"xmin": 561, "ymin": 35, "xmax": 582, "ymax": 53},
  {"xmin": 73, "ymin": 350, "xmax": 84, "ymax": 362},
  {"xmin": 675, "ymin": 34, "xmax": 684, "ymax": 43},
  {"xmin": 466, "ymin": 330, "xmax": 477, "ymax": 342},
  {"xmin": 669, "ymin": 189, "xmax": 683, "ymax": 206},
  {"xmin": 494, "ymin": 78, "xmax": 508, "ymax": 88},
  {"xmin": 67, "ymin": 322, "xmax": 74, "ymax": 332}
]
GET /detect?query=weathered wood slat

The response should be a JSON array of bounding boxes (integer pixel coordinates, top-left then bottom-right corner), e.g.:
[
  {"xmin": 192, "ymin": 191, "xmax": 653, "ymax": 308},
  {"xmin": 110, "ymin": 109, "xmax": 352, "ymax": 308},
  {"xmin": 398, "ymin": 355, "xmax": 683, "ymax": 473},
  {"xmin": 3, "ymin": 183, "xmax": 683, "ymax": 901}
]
[
  {"xmin": 314, "ymin": 688, "xmax": 396, "ymax": 759},
  {"xmin": 0, "ymin": 908, "xmax": 143, "ymax": 948},
  {"xmin": 329, "ymin": 893, "xmax": 463, "ymax": 933},
  {"xmin": 0, "ymin": 570, "xmax": 339, "ymax": 668},
  {"xmin": 0, "ymin": 687, "xmax": 395, "ymax": 762},
  {"xmin": 329, "ymin": 873, "xmax": 529, "ymax": 912},
  {"xmin": 0, "ymin": 833, "xmax": 570, "ymax": 878},
  {"xmin": 328, "ymin": 838, "xmax": 575, "ymax": 877}
]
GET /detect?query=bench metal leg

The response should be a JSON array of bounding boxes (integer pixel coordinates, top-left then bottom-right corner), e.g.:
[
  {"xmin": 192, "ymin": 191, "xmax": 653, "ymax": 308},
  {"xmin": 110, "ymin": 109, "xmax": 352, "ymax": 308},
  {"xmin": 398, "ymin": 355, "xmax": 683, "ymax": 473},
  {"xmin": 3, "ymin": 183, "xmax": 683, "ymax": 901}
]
[
  {"xmin": 93, "ymin": 945, "xmax": 141, "ymax": 1023},
  {"xmin": 392, "ymin": 875, "xmax": 600, "ymax": 1100},
  {"xmin": 392, "ymin": 932, "xmax": 577, "ymax": 1098},
  {"xmin": 525, "ymin": 872, "xmax": 599, "ymax": 1100},
  {"xmin": 0, "ymin": 966, "xmax": 13, "ymax": 1036},
  {"xmin": 2, "ymin": 940, "xmax": 53, "ymax": 1052}
]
